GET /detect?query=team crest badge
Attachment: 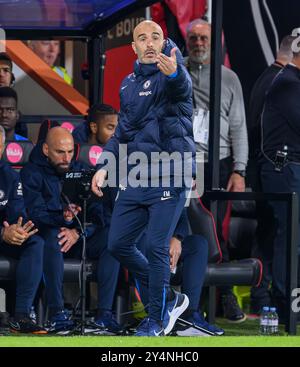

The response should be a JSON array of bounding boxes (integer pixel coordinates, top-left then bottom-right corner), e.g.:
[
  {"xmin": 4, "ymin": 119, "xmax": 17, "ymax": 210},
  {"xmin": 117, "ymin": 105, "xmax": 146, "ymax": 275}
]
[{"xmin": 143, "ymin": 80, "xmax": 151, "ymax": 89}]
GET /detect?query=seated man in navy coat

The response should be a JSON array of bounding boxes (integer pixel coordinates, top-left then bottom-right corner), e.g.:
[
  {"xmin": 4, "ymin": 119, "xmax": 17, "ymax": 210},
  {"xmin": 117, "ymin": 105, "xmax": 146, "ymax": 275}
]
[{"xmin": 21, "ymin": 127, "xmax": 122, "ymax": 333}]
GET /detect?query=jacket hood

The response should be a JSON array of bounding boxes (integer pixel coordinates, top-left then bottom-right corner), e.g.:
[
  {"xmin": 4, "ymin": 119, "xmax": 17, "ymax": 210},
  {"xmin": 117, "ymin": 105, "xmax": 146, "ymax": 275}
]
[
  {"xmin": 29, "ymin": 141, "xmax": 76, "ymax": 175},
  {"xmin": 29, "ymin": 141, "xmax": 51, "ymax": 168},
  {"xmin": 134, "ymin": 38, "xmax": 184, "ymax": 76}
]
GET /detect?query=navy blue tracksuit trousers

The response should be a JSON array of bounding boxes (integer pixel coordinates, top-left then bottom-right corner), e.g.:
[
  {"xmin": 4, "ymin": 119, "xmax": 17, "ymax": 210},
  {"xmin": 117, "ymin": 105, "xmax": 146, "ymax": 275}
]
[
  {"xmin": 261, "ymin": 161, "xmax": 300, "ymax": 301},
  {"xmin": 42, "ymin": 226, "xmax": 120, "ymax": 312},
  {"xmin": 108, "ymin": 186, "xmax": 187, "ymax": 322},
  {"xmin": 0, "ymin": 235, "xmax": 44, "ymax": 315}
]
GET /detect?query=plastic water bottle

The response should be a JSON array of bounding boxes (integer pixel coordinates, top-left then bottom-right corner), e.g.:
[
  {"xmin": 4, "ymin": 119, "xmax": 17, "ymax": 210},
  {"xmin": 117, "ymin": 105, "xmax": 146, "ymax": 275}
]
[
  {"xmin": 260, "ymin": 306, "xmax": 270, "ymax": 335},
  {"xmin": 269, "ymin": 307, "xmax": 279, "ymax": 335}
]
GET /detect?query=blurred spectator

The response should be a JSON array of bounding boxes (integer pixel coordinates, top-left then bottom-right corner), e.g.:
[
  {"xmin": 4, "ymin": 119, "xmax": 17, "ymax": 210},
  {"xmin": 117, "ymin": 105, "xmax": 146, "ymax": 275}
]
[
  {"xmin": 0, "ymin": 52, "xmax": 15, "ymax": 87},
  {"xmin": 0, "ymin": 125, "xmax": 46, "ymax": 334},
  {"xmin": 0, "ymin": 87, "xmax": 27, "ymax": 141},
  {"xmin": 185, "ymin": 18, "xmax": 248, "ymax": 323},
  {"xmin": 248, "ymin": 35, "xmax": 295, "ymax": 164},
  {"xmin": 260, "ymin": 35, "xmax": 300, "ymax": 321},
  {"xmin": 247, "ymin": 35, "xmax": 295, "ymax": 314},
  {"xmin": 28, "ymin": 41, "xmax": 72, "ymax": 85},
  {"xmin": 72, "ymin": 103, "xmax": 118, "ymax": 145}
]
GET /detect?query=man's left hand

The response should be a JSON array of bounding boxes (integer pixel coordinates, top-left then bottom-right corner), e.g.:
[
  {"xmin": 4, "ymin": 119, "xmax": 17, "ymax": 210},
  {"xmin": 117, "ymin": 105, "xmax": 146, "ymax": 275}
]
[
  {"xmin": 157, "ymin": 47, "xmax": 177, "ymax": 76},
  {"xmin": 169, "ymin": 236, "xmax": 182, "ymax": 272},
  {"xmin": 58, "ymin": 227, "xmax": 80, "ymax": 253},
  {"xmin": 226, "ymin": 173, "xmax": 245, "ymax": 192}
]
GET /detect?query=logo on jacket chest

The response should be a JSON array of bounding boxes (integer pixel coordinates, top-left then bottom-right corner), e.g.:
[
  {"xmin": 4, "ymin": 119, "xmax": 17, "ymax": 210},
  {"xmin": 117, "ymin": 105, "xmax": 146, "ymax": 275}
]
[
  {"xmin": 139, "ymin": 80, "xmax": 152, "ymax": 97},
  {"xmin": 143, "ymin": 80, "xmax": 151, "ymax": 89},
  {"xmin": 0, "ymin": 190, "xmax": 4, "ymax": 200}
]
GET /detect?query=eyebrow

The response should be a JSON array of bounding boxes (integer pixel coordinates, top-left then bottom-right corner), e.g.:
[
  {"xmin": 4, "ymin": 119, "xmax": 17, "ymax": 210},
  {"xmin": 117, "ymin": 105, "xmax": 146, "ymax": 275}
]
[{"xmin": 137, "ymin": 32, "xmax": 161, "ymax": 39}]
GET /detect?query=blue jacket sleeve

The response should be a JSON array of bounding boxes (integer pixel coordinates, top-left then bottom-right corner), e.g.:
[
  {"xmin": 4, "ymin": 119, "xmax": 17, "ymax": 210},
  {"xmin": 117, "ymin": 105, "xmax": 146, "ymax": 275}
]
[
  {"xmin": 20, "ymin": 169, "xmax": 66, "ymax": 228},
  {"xmin": 165, "ymin": 64, "xmax": 192, "ymax": 104}
]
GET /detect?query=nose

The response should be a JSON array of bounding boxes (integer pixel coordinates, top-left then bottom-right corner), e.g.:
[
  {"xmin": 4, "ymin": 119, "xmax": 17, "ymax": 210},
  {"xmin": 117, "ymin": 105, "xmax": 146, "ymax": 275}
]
[
  {"xmin": 1, "ymin": 109, "xmax": 8, "ymax": 118},
  {"xmin": 146, "ymin": 39, "xmax": 153, "ymax": 48},
  {"xmin": 62, "ymin": 153, "xmax": 70, "ymax": 163},
  {"xmin": 195, "ymin": 37, "xmax": 205, "ymax": 47}
]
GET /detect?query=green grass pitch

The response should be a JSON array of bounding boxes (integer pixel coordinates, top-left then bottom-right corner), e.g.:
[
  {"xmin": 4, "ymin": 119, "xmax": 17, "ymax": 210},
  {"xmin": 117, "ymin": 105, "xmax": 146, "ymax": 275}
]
[{"xmin": 1, "ymin": 319, "xmax": 300, "ymax": 347}]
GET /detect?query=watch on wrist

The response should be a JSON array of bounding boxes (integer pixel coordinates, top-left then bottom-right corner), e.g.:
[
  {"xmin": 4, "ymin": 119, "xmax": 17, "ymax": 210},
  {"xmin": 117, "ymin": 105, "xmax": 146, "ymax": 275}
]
[{"xmin": 233, "ymin": 170, "xmax": 246, "ymax": 178}]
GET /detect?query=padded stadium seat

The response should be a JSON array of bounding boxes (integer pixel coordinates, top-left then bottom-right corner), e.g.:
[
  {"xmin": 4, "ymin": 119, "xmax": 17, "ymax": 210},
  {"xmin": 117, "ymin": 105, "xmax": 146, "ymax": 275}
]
[
  {"xmin": 187, "ymin": 197, "xmax": 222, "ymax": 263},
  {"xmin": 2, "ymin": 140, "xmax": 34, "ymax": 170},
  {"xmin": 204, "ymin": 259, "xmax": 262, "ymax": 287},
  {"xmin": 76, "ymin": 143, "xmax": 103, "ymax": 167},
  {"xmin": 37, "ymin": 117, "xmax": 85, "ymax": 142},
  {"xmin": 187, "ymin": 195, "xmax": 262, "ymax": 287},
  {"xmin": 45, "ymin": 116, "xmax": 85, "ymax": 133}
]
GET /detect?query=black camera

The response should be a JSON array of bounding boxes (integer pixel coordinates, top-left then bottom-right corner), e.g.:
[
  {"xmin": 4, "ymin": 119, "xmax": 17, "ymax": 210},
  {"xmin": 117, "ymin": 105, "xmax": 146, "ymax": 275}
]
[
  {"xmin": 62, "ymin": 169, "xmax": 96, "ymax": 202},
  {"xmin": 274, "ymin": 147, "xmax": 288, "ymax": 172}
]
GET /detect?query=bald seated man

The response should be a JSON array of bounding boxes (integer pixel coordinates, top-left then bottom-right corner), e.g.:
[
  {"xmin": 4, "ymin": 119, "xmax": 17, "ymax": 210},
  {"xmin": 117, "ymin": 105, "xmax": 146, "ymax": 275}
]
[
  {"xmin": 92, "ymin": 20, "xmax": 195, "ymax": 336},
  {"xmin": 21, "ymin": 127, "xmax": 122, "ymax": 334}
]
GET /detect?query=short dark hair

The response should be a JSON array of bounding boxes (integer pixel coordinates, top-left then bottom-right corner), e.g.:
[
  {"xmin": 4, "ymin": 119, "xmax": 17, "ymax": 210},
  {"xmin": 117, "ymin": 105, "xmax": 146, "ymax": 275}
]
[
  {"xmin": 87, "ymin": 103, "xmax": 118, "ymax": 124},
  {"xmin": 0, "ymin": 53, "xmax": 13, "ymax": 70},
  {"xmin": 0, "ymin": 86, "xmax": 18, "ymax": 105}
]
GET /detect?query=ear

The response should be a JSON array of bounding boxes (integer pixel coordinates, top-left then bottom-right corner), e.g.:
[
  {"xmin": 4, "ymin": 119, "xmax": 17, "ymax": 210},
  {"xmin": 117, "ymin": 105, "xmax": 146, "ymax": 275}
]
[
  {"xmin": 42, "ymin": 142, "xmax": 48, "ymax": 157},
  {"xmin": 10, "ymin": 72, "xmax": 15, "ymax": 86},
  {"xmin": 89, "ymin": 122, "xmax": 97, "ymax": 134},
  {"xmin": 131, "ymin": 41, "xmax": 137, "ymax": 54}
]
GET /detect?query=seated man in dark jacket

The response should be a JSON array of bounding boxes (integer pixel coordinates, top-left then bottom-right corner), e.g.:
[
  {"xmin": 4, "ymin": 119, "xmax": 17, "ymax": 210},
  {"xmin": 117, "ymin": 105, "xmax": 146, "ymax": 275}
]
[
  {"xmin": 0, "ymin": 125, "xmax": 45, "ymax": 334},
  {"xmin": 21, "ymin": 127, "xmax": 121, "ymax": 333}
]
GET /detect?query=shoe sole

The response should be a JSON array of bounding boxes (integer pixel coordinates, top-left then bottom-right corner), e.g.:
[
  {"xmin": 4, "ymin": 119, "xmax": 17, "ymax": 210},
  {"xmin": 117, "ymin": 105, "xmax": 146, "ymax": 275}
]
[
  {"xmin": 176, "ymin": 327, "xmax": 213, "ymax": 337},
  {"xmin": 176, "ymin": 318, "xmax": 224, "ymax": 336},
  {"xmin": 226, "ymin": 314, "xmax": 247, "ymax": 323},
  {"xmin": 164, "ymin": 294, "xmax": 189, "ymax": 335}
]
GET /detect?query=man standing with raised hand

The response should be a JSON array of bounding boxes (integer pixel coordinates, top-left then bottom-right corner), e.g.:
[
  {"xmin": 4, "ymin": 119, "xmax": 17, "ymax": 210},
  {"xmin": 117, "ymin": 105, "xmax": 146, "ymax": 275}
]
[{"xmin": 92, "ymin": 20, "xmax": 195, "ymax": 336}]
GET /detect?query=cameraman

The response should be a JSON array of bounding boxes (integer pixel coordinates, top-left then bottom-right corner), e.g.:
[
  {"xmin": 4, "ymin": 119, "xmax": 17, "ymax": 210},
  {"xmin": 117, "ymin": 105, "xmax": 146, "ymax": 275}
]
[
  {"xmin": 21, "ymin": 127, "xmax": 122, "ymax": 333},
  {"xmin": 260, "ymin": 39, "xmax": 300, "ymax": 321}
]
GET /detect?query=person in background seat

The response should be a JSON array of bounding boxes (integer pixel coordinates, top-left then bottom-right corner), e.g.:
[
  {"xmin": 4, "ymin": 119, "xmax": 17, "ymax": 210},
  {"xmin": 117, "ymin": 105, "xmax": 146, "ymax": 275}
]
[
  {"xmin": 0, "ymin": 87, "xmax": 27, "ymax": 141},
  {"xmin": 73, "ymin": 103, "xmax": 118, "ymax": 146}
]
